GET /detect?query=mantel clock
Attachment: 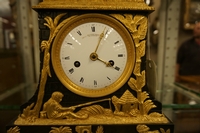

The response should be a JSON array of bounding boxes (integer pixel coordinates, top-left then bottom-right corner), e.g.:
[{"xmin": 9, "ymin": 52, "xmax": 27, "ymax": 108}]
[{"xmin": 6, "ymin": 0, "xmax": 174, "ymax": 133}]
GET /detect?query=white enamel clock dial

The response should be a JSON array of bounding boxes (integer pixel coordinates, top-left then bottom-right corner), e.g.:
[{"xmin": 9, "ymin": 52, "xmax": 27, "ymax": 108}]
[{"xmin": 52, "ymin": 14, "xmax": 135, "ymax": 97}]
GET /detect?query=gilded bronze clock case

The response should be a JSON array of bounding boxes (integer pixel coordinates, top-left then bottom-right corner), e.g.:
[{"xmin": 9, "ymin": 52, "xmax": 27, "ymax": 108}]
[{"xmin": 22, "ymin": 10, "xmax": 158, "ymax": 112}]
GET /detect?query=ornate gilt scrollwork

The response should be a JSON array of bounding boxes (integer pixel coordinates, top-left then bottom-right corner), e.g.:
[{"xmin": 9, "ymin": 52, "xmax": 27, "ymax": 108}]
[
  {"xmin": 6, "ymin": 125, "xmax": 170, "ymax": 133},
  {"xmin": 49, "ymin": 125, "xmax": 104, "ymax": 133},
  {"xmin": 75, "ymin": 126, "xmax": 92, "ymax": 133},
  {"xmin": 50, "ymin": 126, "xmax": 72, "ymax": 133},
  {"xmin": 136, "ymin": 124, "xmax": 171, "ymax": 133}
]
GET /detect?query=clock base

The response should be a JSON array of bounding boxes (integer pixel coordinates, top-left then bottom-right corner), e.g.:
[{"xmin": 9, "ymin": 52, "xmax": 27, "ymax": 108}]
[{"xmin": 7, "ymin": 117, "xmax": 174, "ymax": 133}]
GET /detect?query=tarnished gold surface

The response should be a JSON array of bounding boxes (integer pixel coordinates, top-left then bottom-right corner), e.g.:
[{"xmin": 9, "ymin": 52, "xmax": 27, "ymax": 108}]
[{"xmin": 32, "ymin": 0, "xmax": 154, "ymax": 11}]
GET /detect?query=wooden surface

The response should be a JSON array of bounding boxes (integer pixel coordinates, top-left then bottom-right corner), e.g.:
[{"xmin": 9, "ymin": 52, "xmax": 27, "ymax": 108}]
[
  {"xmin": 177, "ymin": 75, "xmax": 200, "ymax": 94},
  {"xmin": 179, "ymin": 75, "xmax": 200, "ymax": 84}
]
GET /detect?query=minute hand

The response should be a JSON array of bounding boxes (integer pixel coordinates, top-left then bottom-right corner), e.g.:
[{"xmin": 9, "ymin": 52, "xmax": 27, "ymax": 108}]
[{"xmin": 94, "ymin": 28, "xmax": 105, "ymax": 53}]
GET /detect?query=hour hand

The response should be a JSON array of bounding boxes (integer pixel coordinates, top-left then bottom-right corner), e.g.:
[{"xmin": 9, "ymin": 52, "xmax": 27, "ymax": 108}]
[{"xmin": 97, "ymin": 57, "xmax": 113, "ymax": 67}]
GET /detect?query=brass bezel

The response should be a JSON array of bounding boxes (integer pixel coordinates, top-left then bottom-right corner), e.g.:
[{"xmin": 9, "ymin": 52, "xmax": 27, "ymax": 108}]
[{"xmin": 52, "ymin": 13, "xmax": 135, "ymax": 97}]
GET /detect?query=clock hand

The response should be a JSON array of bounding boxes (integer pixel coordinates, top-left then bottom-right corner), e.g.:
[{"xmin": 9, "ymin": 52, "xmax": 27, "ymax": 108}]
[
  {"xmin": 97, "ymin": 57, "xmax": 113, "ymax": 67},
  {"xmin": 94, "ymin": 27, "xmax": 106, "ymax": 53},
  {"xmin": 89, "ymin": 52, "xmax": 113, "ymax": 67}
]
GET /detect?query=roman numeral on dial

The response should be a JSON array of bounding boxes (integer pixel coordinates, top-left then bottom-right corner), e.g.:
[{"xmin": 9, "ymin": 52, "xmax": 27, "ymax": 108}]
[
  {"xmin": 67, "ymin": 42, "xmax": 72, "ymax": 45},
  {"xmin": 114, "ymin": 66, "xmax": 120, "ymax": 71},
  {"xmin": 69, "ymin": 68, "xmax": 74, "ymax": 74},
  {"xmin": 77, "ymin": 30, "xmax": 82, "ymax": 36},
  {"xmin": 91, "ymin": 26, "xmax": 95, "ymax": 32},
  {"xmin": 118, "ymin": 54, "xmax": 123, "ymax": 57},
  {"xmin": 80, "ymin": 77, "xmax": 84, "ymax": 83},
  {"xmin": 94, "ymin": 80, "xmax": 97, "ymax": 86},
  {"xmin": 107, "ymin": 76, "xmax": 111, "ymax": 80},
  {"xmin": 63, "ymin": 56, "xmax": 70, "ymax": 60}
]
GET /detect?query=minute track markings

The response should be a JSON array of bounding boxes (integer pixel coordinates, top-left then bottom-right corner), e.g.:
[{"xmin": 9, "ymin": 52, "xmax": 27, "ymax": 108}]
[
  {"xmin": 107, "ymin": 76, "xmax": 111, "ymax": 80},
  {"xmin": 114, "ymin": 40, "xmax": 120, "ymax": 44}
]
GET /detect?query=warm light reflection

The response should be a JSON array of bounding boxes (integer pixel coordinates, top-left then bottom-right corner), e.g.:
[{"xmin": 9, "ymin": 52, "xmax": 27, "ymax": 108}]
[
  {"xmin": 153, "ymin": 30, "xmax": 158, "ymax": 35},
  {"xmin": 185, "ymin": 23, "xmax": 190, "ymax": 27},
  {"xmin": 69, "ymin": 33, "xmax": 81, "ymax": 45},
  {"xmin": 104, "ymin": 27, "xmax": 113, "ymax": 40}
]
